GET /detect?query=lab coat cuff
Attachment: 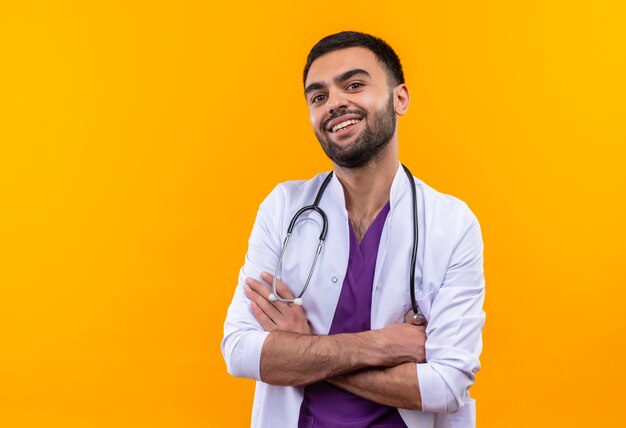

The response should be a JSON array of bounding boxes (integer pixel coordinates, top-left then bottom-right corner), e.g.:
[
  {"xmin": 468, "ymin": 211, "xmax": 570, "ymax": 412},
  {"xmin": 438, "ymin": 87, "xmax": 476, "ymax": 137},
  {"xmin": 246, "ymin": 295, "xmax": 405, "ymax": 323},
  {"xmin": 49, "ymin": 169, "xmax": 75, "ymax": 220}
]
[
  {"xmin": 242, "ymin": 330, "xmax": 271, "ymax": 380},
  {"xmin": 417, "ymin": 363, "xmax": 447, "ymax": 413}
]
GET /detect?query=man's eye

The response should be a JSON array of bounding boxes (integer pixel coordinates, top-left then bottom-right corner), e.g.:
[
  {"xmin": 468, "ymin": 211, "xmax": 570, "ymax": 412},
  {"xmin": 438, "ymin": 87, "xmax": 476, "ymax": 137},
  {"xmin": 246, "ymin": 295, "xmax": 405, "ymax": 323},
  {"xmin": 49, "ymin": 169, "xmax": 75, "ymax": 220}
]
[
  {"xmin": 347, "ymin": 82, "xmax": 363, "ymax": 90},
  {"xmin": 311, "ymin": 94, "xmax": 326, "ymax": 103}
]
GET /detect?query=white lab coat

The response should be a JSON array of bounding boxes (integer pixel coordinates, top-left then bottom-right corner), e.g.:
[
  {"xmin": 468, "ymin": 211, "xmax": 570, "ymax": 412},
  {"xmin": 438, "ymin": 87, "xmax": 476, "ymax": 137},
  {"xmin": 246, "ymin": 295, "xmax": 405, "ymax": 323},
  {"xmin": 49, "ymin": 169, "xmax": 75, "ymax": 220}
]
[{"xmin": 222, "ymin": 163, "xmax": 485, "ymax": 428}]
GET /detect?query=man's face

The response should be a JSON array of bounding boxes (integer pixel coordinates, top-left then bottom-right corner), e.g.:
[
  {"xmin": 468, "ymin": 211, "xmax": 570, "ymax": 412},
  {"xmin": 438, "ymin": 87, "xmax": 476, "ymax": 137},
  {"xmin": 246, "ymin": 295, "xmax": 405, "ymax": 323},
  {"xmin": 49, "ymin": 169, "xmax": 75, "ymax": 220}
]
[{"xmin": 304, "ymin": 47, "xmax": 398, "ymax": 169}]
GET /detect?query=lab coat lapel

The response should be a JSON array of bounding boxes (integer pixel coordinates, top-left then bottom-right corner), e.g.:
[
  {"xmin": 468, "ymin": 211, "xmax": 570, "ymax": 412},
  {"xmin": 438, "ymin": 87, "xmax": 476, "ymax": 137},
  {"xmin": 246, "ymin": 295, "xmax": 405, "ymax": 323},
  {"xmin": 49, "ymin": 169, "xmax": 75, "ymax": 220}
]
[{"xmin": 371, "ymin": 164, "xmax": 411, "ymax": 328}]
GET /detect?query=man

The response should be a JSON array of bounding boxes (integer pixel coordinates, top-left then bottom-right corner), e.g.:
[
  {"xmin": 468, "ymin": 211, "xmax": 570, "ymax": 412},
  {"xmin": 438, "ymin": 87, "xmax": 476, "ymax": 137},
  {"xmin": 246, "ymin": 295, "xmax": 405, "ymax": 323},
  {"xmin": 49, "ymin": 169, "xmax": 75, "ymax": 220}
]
[{"xmin": 222, "ymin": 31, "xmax": 485, "ymax": 428}]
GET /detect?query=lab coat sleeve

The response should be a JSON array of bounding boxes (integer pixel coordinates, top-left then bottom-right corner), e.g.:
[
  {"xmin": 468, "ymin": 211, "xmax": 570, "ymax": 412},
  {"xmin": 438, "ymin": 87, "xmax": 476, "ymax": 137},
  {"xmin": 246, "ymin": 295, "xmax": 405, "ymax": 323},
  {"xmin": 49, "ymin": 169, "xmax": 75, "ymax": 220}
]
[
  {"xmin": 221, "ymin": 185, "xmax": 285, "ymax": 380},
  {"xmin": 417, "ymin": 211, "xmax": 485, "ymax": 413}
]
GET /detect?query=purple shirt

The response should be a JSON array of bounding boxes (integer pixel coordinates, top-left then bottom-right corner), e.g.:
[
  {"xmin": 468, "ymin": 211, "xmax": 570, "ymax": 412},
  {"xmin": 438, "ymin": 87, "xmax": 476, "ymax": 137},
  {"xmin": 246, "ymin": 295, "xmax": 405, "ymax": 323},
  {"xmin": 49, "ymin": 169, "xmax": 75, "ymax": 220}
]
[{"xmin": 298, "ymin": 202, "xmax": 407, "ymax": 428}]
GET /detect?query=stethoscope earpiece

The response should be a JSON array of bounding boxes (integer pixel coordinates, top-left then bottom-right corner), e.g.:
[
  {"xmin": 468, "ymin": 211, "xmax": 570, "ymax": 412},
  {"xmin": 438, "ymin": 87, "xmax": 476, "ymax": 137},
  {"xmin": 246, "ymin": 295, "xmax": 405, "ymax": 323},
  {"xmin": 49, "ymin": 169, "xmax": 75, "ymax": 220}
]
[{"xmin": 268, "ymin": 293, "xmax": 278, "ymax": 302}]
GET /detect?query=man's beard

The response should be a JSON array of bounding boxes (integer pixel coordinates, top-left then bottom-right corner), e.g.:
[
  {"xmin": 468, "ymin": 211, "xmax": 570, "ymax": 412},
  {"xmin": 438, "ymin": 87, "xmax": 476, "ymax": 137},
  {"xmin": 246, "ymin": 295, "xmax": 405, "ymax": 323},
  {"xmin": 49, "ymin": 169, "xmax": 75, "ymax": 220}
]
[{"xmin": 314, "ymin": 93, "xmax": 396, "ymax": 169}]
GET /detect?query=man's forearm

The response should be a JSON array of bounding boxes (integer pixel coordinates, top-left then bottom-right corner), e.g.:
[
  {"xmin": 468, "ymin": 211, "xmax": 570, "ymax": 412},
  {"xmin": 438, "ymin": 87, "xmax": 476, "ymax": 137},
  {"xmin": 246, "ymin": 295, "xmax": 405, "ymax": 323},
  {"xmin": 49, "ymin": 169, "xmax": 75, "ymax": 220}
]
[
  {"xmin": 327, "ymin": 363, "xmax": 422, "ymax": 410},
  {"xmin": 260, "ymin": 330, "xmax": 387, "ymax": 386},
  {"xmin": 260, "ymin": 323, "xmax": 425, "ymax": 386},
  {"xmin": 250, "ymin": 273, "xmax": 426, "ymax": 387}
]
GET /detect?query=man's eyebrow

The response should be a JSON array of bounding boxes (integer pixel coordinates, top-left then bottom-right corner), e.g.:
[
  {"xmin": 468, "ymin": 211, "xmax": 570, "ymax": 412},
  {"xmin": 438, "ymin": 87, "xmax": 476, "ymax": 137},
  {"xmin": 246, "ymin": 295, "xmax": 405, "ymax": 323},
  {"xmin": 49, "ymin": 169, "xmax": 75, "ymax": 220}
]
[
  {"xmin": 334, "ymin": 68, "xmax": 371, "ymax": 84},
  {"xmin": 304, "ymin": 69, "xmax": 371, "ymax": 96},
  {"xmin": 304, "ymin": 82, "xmax": 326, "ymax": 95}
]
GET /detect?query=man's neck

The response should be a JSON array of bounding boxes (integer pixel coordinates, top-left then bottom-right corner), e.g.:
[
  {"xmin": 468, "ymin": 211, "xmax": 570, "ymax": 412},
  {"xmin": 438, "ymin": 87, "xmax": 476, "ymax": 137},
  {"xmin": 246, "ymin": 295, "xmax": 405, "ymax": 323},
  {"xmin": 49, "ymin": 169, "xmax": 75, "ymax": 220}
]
[{"xmin": 333, "ymin": 145, "xmax": 398, "ymax": 242}]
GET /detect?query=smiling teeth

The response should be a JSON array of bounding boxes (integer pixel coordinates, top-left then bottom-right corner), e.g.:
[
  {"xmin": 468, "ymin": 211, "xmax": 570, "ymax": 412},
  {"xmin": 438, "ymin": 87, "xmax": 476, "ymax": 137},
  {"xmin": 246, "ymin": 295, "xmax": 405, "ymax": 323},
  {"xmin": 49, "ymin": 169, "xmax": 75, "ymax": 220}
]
[{"xmin": 332, "ymin": 119, "xmax": 360, "ymax": 132}]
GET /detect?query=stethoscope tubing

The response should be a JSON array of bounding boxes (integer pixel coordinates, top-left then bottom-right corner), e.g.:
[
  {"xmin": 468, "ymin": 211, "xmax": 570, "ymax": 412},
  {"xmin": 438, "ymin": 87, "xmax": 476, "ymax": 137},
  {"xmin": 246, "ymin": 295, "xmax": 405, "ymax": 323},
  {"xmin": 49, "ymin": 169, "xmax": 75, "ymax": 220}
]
[
  {"xmin": 403, "ymin": 164, "xmax": 420, "ymax": 317},
  {"xmin": 269, "ymin": 165, "xmax": 423, "ymax": 322},
  {"xmin": 270, "ymin": 173, "xmax": 333, "ymax": 305}
]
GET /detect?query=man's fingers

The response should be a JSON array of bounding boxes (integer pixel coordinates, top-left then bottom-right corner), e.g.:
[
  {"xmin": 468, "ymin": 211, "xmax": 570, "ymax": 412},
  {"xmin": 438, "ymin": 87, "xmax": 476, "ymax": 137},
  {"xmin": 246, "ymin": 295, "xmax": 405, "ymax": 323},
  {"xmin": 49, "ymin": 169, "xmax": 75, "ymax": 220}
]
[
  {"xmin": 245, "ymin": 275, "xmax": 312, "ymax": 335},
  {"xmin": 244, "ymin": 281, "xmax": 283, "ymax": 322},
  {"xmin": 260, "ymin": 271, "xmax": 296, "ymax": 300},
  {"xmin": 250, "ymin": 302, "xmax": 276, "ymax": 331},
  {"xmin": 245, "ymin": 277, "xmax": 273, "ymax": 299}
]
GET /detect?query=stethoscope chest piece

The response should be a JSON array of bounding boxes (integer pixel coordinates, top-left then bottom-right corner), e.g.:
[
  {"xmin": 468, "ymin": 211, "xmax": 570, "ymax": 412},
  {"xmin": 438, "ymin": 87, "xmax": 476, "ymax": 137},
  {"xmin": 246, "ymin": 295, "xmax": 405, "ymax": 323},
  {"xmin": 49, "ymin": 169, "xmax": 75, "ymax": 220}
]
[{"xmin": 405, "ymin": 309, "xmax": 427, "ymax": 326}]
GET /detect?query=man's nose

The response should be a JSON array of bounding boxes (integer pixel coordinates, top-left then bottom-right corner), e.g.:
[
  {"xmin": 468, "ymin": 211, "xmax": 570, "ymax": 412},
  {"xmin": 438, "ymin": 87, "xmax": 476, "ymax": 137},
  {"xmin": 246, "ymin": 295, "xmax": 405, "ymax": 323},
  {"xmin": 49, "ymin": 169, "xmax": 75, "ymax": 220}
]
[{"xmin": 326, "ymin": 89, "xmax": 348, "ymax": 115}]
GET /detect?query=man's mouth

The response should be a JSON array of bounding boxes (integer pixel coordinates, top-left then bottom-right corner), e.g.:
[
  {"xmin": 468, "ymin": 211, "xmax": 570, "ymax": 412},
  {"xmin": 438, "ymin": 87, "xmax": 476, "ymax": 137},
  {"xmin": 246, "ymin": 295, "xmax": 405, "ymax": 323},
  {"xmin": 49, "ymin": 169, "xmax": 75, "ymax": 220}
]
[
  {"xmin": 323, "ymin": 111, "xmax": 366, "ymax": 135},
  {"xmin": 330, "ymin": 119, "xmax": 362, "ymax": 133}
]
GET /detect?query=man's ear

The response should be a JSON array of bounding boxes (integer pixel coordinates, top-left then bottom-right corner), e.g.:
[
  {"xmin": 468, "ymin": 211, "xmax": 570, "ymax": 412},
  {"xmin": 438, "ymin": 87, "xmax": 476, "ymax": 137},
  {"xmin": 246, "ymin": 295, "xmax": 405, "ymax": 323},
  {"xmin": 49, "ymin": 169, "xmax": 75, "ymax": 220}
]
[{"xmin": 394, "ymin": 84, "xmax": 410, "ymax": 116}]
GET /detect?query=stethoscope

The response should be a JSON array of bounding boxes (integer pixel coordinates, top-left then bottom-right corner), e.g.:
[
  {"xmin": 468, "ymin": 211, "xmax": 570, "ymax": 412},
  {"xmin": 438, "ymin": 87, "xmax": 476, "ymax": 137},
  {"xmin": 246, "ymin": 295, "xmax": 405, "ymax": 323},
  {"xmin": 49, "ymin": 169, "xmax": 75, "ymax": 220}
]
[{"xmin": 268, "ymin": 164, "xmax": 426, "ymax": 325}]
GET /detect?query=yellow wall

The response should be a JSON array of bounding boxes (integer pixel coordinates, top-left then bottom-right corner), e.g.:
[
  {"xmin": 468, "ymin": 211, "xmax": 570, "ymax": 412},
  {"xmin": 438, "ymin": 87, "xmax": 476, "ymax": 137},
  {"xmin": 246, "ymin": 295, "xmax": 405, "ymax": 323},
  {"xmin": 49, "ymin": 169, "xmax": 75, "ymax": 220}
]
[{"xmin": 1, "ymin": 1, "xmax": 625, "ymax": 426}]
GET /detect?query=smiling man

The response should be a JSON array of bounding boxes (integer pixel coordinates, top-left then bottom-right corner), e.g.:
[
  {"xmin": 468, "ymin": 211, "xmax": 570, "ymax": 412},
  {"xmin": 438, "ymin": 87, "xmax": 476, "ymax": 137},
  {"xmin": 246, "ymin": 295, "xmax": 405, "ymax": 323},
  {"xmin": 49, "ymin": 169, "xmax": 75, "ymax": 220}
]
[{"xmin": 222, "ymin": 31, "xmax": 485, "ymax": 428}]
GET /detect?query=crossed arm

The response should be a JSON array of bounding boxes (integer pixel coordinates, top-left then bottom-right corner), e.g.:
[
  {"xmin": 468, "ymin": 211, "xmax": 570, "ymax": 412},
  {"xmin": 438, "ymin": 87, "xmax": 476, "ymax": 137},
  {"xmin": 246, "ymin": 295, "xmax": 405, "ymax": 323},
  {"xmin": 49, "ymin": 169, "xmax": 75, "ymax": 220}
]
[{"xmin": 244, "ymin": 271, "xmax": 425, "ymax": 410}]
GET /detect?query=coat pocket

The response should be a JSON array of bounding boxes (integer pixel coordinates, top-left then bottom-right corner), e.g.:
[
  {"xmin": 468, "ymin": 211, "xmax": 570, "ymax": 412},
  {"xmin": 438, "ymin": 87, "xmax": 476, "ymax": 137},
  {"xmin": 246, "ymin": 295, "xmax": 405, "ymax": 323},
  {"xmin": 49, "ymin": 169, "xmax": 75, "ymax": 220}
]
[
  {"xmin": 434, "ymin": 398, "xmax": 476, "ymax": 428},
  {"xmin": 451, "ymin": 398, "xmax": 476, "ymax": 427}
]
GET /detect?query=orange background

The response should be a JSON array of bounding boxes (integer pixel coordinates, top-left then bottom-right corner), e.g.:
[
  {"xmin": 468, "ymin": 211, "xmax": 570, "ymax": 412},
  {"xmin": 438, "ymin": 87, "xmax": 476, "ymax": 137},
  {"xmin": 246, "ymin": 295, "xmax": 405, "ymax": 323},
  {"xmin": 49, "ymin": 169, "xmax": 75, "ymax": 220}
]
[{"xmin": 1, "ymin": 1, "xmax": 625, "ymax": 426}]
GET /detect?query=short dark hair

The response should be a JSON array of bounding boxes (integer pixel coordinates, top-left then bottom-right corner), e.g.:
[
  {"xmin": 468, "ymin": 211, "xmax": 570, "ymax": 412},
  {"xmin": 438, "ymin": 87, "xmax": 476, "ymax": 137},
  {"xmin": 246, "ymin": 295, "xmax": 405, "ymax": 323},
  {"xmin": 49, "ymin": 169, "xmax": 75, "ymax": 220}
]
[{"xmin": 303, "ymin": 31, "xmax": 405, "ymax": 87}]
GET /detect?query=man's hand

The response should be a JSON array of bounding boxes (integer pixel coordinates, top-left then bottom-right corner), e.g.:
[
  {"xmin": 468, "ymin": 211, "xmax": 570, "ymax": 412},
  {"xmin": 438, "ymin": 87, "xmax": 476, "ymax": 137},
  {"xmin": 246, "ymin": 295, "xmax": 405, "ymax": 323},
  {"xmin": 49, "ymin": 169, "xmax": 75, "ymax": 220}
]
[
  {"xmin": 376, "ymin": 323, "xmax": 427, "ymax": 365},
  {"xmin": 244, "ymin": 272, "xmax": 312, "ymax": 335}
]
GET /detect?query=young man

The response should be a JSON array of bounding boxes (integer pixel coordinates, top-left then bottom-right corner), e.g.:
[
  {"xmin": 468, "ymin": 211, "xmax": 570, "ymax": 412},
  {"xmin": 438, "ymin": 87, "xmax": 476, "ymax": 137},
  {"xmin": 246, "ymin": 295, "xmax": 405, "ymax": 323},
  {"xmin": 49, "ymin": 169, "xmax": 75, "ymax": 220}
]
[{"xmin": 222, "ymin": 31, "xmax": 485, "ymax": 428}]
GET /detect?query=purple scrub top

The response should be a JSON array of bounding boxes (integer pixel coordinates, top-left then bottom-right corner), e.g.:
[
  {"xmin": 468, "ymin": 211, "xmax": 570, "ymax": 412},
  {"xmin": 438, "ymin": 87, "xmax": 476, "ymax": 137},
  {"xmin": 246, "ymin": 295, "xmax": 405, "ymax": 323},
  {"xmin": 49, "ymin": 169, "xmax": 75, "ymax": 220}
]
[{"xmin": 298, "ymin": 202, "xmax": 407, "ymax": 428}]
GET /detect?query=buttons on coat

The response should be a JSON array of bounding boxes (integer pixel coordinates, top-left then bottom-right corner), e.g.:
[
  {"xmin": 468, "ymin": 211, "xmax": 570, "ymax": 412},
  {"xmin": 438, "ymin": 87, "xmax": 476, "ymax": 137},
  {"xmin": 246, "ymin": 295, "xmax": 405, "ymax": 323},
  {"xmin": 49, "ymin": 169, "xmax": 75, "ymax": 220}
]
[{"xmin": 331, "ymin": 276, "xmax": 339, "ymax": 283}]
